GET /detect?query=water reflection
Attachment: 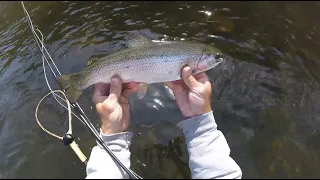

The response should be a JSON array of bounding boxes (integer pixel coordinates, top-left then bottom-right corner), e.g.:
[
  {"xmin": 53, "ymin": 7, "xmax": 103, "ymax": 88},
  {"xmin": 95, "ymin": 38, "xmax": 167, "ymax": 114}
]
[
  {"xmin": 130, "ymin": 83, "xmax": 184, "ymax": 128},
  {"xmin": 0, "ymin": 1, "xmax": 320, "ymax": 179}
]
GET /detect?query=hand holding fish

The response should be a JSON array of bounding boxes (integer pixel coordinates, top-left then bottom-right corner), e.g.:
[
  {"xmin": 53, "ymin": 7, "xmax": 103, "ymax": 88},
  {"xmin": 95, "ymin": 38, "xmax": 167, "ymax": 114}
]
[
  {"xmin": 164, "ymin": 66, "xmax": 212, "ymax": 118},
  {"xmin": 92, "ymin": 77, "xmax": 138, "ymax": 135}
]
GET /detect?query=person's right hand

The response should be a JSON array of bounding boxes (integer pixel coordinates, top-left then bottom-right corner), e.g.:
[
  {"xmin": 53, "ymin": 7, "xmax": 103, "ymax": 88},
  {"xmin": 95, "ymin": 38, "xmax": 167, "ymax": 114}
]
[{"xmin": 164, "ymin": 66, "xmax": 212, "ymax": 118}]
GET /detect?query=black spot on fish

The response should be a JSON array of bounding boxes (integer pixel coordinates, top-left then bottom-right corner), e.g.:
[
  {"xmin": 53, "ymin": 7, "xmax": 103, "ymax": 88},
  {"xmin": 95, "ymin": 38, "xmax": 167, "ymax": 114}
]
[{"xmin": 125, "ymin": 66, "xmax": 130, "ymax": 69}]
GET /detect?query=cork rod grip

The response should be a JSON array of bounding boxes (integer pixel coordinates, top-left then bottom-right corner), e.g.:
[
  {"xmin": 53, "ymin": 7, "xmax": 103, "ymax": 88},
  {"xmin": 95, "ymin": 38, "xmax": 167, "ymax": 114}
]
[{"xmin": 69, "ymin": 141, "xmax": 87, "ymax": 163}]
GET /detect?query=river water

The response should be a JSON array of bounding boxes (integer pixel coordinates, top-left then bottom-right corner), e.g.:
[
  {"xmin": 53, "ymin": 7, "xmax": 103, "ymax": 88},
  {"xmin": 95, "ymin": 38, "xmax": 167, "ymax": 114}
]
[{"xmin": 1, "ymin": 1, "xmax": 320, "ymax": 179}]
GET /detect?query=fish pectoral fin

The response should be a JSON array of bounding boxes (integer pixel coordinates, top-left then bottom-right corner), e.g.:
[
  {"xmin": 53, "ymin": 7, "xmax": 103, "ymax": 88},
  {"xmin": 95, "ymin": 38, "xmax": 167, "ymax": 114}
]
[
  {"xmin": 137, "ymin": 83, "xmax": 149, "ymax": 99},
  {"xmin": 126, "ymin": 31, "xmax": 153, "ymax": 48}
]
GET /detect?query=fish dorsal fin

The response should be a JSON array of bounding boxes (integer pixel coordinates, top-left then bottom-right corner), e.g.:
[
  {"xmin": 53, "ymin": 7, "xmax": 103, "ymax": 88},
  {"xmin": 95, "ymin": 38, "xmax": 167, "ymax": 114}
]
[
  {"xmin": 126, "ymin": 32, "xmax": 153, "ymax": 48},
  {"xmin": 87, "ymin": 57, "xmax": 100, "ymax": 67}
]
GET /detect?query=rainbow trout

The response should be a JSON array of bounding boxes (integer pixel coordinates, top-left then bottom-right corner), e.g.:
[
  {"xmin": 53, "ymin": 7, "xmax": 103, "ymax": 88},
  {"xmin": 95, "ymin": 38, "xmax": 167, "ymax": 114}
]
[{"xmin": 56, "ymin": 33, "xmax": 223, "ymax": 103}]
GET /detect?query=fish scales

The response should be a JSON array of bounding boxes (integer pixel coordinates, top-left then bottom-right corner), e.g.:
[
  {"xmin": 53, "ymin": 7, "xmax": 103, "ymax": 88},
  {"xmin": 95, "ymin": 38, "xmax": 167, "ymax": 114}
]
[
  {"xmin": 56, "ymin": 33, "xmax": 223, "ymax": 102},
  {"xmin": 83, "ymin": 41, "xmax": 204, "ymax": 88}
]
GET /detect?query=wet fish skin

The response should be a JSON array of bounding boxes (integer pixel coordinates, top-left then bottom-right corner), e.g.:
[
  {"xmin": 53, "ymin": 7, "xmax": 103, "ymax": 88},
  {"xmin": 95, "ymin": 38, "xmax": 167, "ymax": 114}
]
[{"xmin": 56, "ymin": 34, "xmax": 223, "ymax": 103}]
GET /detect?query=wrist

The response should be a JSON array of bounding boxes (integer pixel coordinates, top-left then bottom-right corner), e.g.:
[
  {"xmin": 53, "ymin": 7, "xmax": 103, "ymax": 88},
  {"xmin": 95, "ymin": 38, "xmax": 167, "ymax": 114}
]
[
  {"xmin": 202, "ymin": 105, "xmax": 212, "ymax": 115},
  {"xmin": 101, "ymin": 126, "xmax": 115, "ymax": 135},
  {"xmin": 177, "ymin": 111, "xmax": 216, "ymax": 132},
  {"xmin": 193, "ymin": 103, "xmax": 212, "ymax": 117},
  {"xmin": 100, "ymin": 120, "xmax": 123, "ymax": 135}
]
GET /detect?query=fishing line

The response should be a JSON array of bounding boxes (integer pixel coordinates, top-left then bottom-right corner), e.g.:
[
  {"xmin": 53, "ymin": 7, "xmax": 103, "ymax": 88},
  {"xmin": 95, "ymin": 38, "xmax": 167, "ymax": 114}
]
[
  {"xmin": 21, "ymin": 1, "xmax": 142, "ymax": 179},
  {"xmin": 36, "ymin": 28, "xmax": 84, "ymax": 124},
  {"xmin": 21, "ymin": 1, "xmax": 84, "ymax": 124},
  {"xmin": 35, "ymin": 89, "xmax": 87, "ymax": 163}
]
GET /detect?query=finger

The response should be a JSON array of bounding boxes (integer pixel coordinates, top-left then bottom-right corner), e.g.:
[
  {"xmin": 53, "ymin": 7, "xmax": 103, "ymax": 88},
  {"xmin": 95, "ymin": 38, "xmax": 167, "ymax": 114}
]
[
  {"xmin": 96, "ymin": 83, "xmax": 111, "ymax": 96},
  {"xmin": 163, "ymin": 81, "xmax": 174, "ymax": 89},
  {"xmin": 119, "ymin": 95, "xmax": 129, "ymax": 104},
  {"xmin": 164, "ymin": 79, "xmax": 182, "ymax": 89},
  {"xmin": 93, "ymin": 95, "xmax": 108, "ymax": 104},
  {"xmin": 122, "ymin": 85, "xmax": 138, "ymax": 98},
  {"xmin": 193, "ymin": 72, "xmax": 210, "ymax": 84},
  {"xmin": 92, "ymin": 83, "xmax": 110, "ymax": 104},
  {"xmin": 95, "ymin": 103, "xmax": 103, "ymax": 113},
  {"xmin": 181, "ymin": 66, "xmax": 201, "ymax": 89},
  {"xmin": 119, "ymin": 83, "xmax": 138, "ymax": 104},
  {"xmin": 108, "ymin": 76, "xmax": 122, "ymax": 102},
  {"xmin": 164, "ymin": 80, "xmax": 187, "ymax": 95},
  {"xmin": 124, "ymin": 82, "xmax": 138, "ymax": 90}
]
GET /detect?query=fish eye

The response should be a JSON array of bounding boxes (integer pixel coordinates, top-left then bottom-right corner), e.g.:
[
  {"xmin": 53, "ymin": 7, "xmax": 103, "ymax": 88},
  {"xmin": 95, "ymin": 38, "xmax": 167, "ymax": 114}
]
[{"xmin": 215, "ymin": 53, "xmax": 223, "ymax": 59}]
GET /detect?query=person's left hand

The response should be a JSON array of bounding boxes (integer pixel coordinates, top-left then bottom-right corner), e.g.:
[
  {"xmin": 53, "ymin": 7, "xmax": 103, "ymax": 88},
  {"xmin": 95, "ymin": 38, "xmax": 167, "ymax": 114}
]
[{"xmin": 92, "ymin": 76, "xmax": 138, "ymax": 135}]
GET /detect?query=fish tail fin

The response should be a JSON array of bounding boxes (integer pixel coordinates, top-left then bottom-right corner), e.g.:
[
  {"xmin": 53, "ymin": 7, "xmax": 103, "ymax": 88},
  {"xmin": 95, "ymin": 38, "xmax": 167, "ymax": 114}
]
[{"xmin": 56, "ymin": 73, "xmax": 83, "ymax": 103}]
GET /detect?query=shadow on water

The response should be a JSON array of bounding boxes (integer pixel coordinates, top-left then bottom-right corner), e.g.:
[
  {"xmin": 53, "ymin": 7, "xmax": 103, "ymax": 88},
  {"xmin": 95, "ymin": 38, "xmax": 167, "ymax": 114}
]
[{"xmin": 0, "ymin": 1, "xmax": 320, "ymax": 178}]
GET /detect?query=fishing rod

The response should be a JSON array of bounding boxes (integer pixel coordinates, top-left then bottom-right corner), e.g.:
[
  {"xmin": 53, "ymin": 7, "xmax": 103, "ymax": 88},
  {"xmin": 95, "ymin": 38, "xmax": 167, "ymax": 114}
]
[{"xmin": 21, "ymin": 1, "xmax": 142, "ymax": 179}]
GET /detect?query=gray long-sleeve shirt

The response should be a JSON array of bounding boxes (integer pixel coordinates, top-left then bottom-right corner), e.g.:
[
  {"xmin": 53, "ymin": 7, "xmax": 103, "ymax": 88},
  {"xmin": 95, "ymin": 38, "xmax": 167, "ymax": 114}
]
[{"xmin": 86, "ymin": 111, "xmax": 242, "ymax": 179}]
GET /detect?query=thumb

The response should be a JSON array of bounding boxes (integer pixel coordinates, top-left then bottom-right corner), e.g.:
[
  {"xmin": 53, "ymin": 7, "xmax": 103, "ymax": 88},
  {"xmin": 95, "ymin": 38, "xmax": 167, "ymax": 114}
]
[
  {"xmin": 108, "ymin": 76, "xmax": 122, "ymax": 103},
  {"xmin": 181, "ymin": 66, "xmax": 200, "ymax": 89}
]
